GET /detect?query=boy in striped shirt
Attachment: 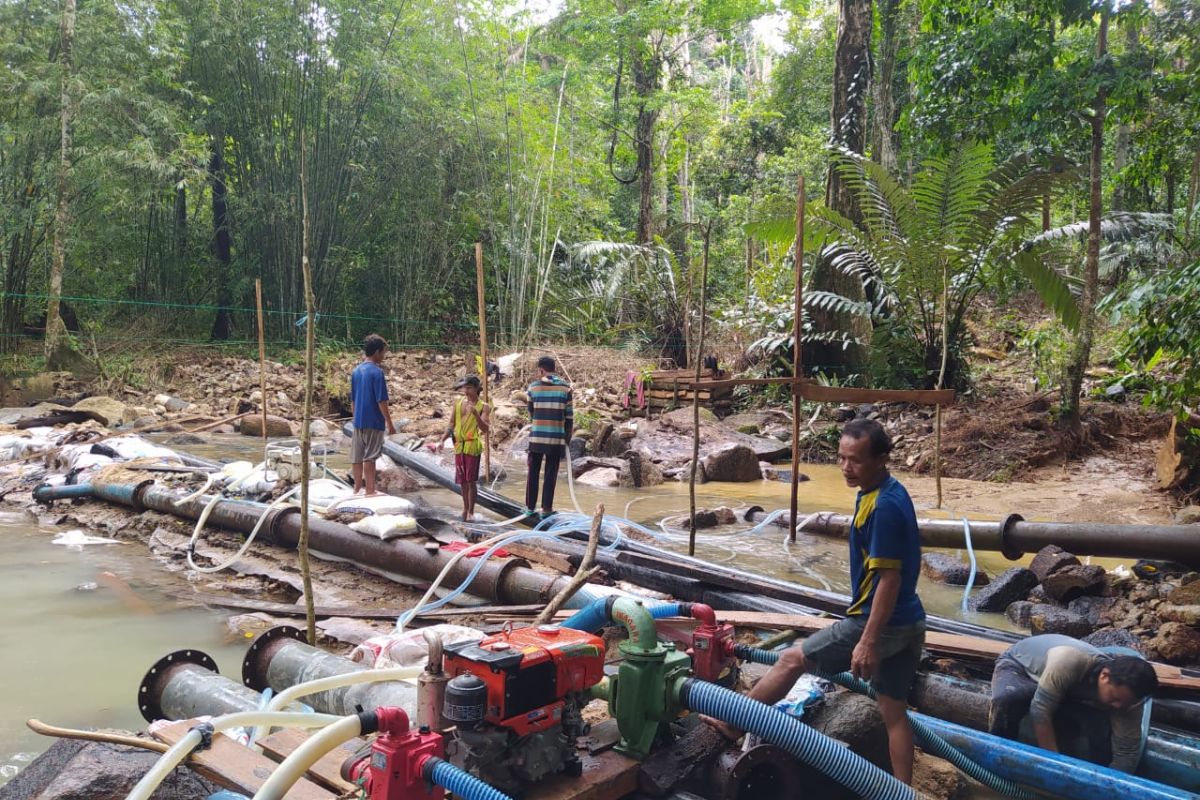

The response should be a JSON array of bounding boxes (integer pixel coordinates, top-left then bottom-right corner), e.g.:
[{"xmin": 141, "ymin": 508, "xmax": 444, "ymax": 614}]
[{"xmin": 525, "ymin": 356, "xmax": 573, "ymax": 517}]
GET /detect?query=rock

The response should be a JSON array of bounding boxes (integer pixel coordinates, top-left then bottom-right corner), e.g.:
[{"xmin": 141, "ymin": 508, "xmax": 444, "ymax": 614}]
[
  {"xmin": 620, "ymin": 449, "xmax": 663, "ymax": 488},
  {"xmin": 1147, "ymin": 621, "xmax": 1200, "ymax": 665},
  {"xmin": 759, "ymin": 462, "xmax": 778, "ymax": 480},
  {"xmin": 1041, "ymin": 564, "xmax": 1107, "ymax": 603},
  {"xmin": 1029, "ymin": 545, "xmax": 1081, "ymax": 581},
  {"xmin": 153, "ymin": 393, "xmax": 192, "ymax": 412},
  {"xmin": 576, "ymin": 467, "xmax": 621, "ymax": 487},
  {"xmin": 921, "ymin": 553, "xmax": 990, "ymax": 586},
  {"xmin": 1067, "ymin": 595, "xmax": 1118, "ymax": 627},
  {"xmin": 1167, "ymin": 580, "xmax": 1200, "ymax": 606},
  {"xmin": 1104, "ymin": 383, "xmax": 1126, "ymax": 401},
  {"xmin": 601, "ymin": 431, "xmax": 631, "ymax": 457},
  {"xmin": 1029, "ymin": 605, "xmax": 1095, "ymax": 638},
  {"xmin": 1083, "ymin": 628, "xmax": 1145, "ymax": 653},
  {"xmin": 691, "ymin": 510, "xmax": 719, "ymax": 528},
  {"xmin": 833, "ymin": 405, "xmax": 856, "ymax": 423},
  {"xmin": 71, "ymin": 396, "xmax": 133, "ymax": 427},
  {"xmin": 1133, "ymin": 559, "xmax": 1194, "ymax": 581},
  {"xmin": 239, "ymin": 413, "xmax": 294, "ymax": 438},
  {"xmin": 913, "ymin": 751, "xmax": 970, "ymax": 800},
  {"xmin": 675, "ymin": 461, "xmax": 706, "ymax": 483},
  {"xmin": 164, "ymin": 433, "xmax": 206, "ymax": 446},
  {"xmin": 571, "ymin": 456, "xmax": 626, "ymax": 478},
  {"xmin": 307, "ymin": 418, "xmax": 331, "ymax": 437},
  {"xmin": 1006, "ymin": 601, "xmax": 1035, "ymax": 628},
  {"xmin": 735, "ymin": 424, "xmax": 760, "ymax": 435},
  {"xmin": 968, "ymin": 567, "xmax": 1039, "ymax": 612},
  {"xmin": 712, "ymin": 506, "xmax": 737, "ymax": 526},
  {"xmin": 796, "ymin": 692, "xmax": 891, "ymax": 800},
  {"xmin": 700, "ymin": 444, "xmax": 762, "ymax": 482},
  {"xmin": 1174, "ymin": 505, "xmax": 1200, "ymax": 525},
  {"xmin": 0, "ymin": 738, "xmax": 218, "ymax": 800},
  {"xmin": 568, "ymin": 436, "xmax": 586, "ymax": 461},
  {"xmin": 1027, "ymin": 584, "xmax": 1049, "ymax": 604}
]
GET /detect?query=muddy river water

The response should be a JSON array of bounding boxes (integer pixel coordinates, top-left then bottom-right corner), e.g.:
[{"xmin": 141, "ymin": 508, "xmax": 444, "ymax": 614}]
[{"xmin": 0, "ymin": 433, "xmax": 1144, "ymax": 786}]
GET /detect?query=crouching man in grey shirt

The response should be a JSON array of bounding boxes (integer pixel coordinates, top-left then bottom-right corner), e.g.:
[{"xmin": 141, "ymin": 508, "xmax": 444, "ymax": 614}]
[{"xmin": 990, "ymin": 634, "xmax": 1158, "ymax": 772}]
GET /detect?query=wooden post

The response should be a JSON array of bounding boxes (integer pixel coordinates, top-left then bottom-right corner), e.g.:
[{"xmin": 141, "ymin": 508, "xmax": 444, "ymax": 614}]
[
  {"xmin": 297, "ymin": 137, "xmax": 317, "ymax": 646},
  {"xmin": 255, "ymin": 279, "xmax": 269, "ymax": 441},
  {"xmin": 474, "ymin": 242, "xmax": 491, "ymax": 480},
  {"xmin": 688, "ymin": 224, "xmax": 712, "ymax": 558},
  {"xmin": 790, "ymin": 175, "xmax": 805, "ymax": 543}
]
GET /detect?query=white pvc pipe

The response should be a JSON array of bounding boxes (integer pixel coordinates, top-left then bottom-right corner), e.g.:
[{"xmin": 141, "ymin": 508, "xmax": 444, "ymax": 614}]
[
  {"xmin": 251, "ymin": 714, "xmax": 364, "ymax": 800},
  {"xmin": 125, "ymin": 711, "xmax": 340, "ymax": 800}
]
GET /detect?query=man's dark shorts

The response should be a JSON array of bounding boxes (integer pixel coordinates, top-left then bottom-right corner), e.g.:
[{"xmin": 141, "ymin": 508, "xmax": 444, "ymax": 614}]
[{"xmin": 801, "ymin": 615, "xmax": 926, "ymax": 700}]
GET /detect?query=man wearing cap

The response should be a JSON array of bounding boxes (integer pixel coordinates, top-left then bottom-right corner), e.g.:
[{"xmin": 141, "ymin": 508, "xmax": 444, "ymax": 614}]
[
  {"xmin": 441, "ymin": 375, "xmax": 490, "ymax": 521},
  {"xmin": 525, "ymin": 356, "xmax": 573, "ymax": 518}
]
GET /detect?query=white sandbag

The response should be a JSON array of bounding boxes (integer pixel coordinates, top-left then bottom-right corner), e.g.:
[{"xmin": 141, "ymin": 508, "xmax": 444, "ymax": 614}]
[
  {"xmin": 349, "ymin": 514, "xmax": 418, "ymax": 541},
  {"xmin": 349, "ymin": 624, "xmax": 483, "ymax": 669},
  {"xmin": 329, "ymin": 493, "xmax": 415, "ymax": 516},
  {"xmin": 70, "ymin": 453, "xmax": 113, "ymax": 473},
  {"xmin": 103, "ymin": 435, "xmax": 181, "ymax": 463},
  {"xmin": 307, "ymin": 478, "xmax": 355, "ymax": 508}
]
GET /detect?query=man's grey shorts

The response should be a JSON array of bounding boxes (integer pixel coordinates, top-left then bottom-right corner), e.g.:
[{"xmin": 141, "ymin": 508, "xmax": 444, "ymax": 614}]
[
  {"xmin": 350, "ymin": 427, "xmax": 385, "ymax": 464},
  {"xmin": 801, "ymin": 615, "xmax": 926, "ymax": 700}
]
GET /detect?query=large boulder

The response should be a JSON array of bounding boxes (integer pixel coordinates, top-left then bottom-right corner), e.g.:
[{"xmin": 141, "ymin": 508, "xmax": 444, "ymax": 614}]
[
  {"xmin": 1067, "ymin": 595, "xmax": 1118, "ymax": 627},
  {"xmin": 620, "ymin": 449, "xmax": 664, "ymax": 488},
  {"xmin": 1174, "ymin": 506, "xmax": 1200, "ymax": 525},
  {"xmin": 700, "ymin": 444, "xmax": 763, "ymax": 482},
  {"xmin": 576, "ymin": 467, "xmax": 621, "ymax": 487},
  {"xmin": 793, "ymin": 692, "xmax": 891, "ymax": 800},
  {"xmin": 1147, "ymin": 622, "xmax": 1200, "ymax": 665},
  {"xmin": 921, "ymin": 553, "xmax": 990, "ymax": 586},
  {"xmin": 1083, "ymin": 628, "xmax": 1145, "ymax": 653},
  {"xmin": 1029, "ymin": 605, "xmax": 1095, "ymax": 638},
  {"xmin": 239, "ymin": 414, "xmax": 294, "ymax": 438},
  {"xmin": 0, "ymin": 739, "xmax": 218, "ymax": 800},
  {"xmin": 968, "ymin": 568, "xmax": 1039, "ymax": 613},
  {"xmin": 71, "ymin": 396, "xmax": 134, "ymax": 427},
  {"xmin": 1029, "ymin": 545, "xmax": 1081, "ymax": 582},
  {"xmin": 1005, "ymin": 601, "xmax": 1036, "ymax": 628},
  {"xmin": 571, "ymin": 456, "xmax": 626, "ymax": 478},
  {"xmin": 1041, "ymin": 564, "xmax": 1107, "ymax": 603}
]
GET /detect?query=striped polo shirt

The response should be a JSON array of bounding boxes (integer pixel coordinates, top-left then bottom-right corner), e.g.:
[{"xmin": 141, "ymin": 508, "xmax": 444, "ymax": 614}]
[{"xmin": 527, "ymin": 375, "xmax": 573, "ymax": 454}]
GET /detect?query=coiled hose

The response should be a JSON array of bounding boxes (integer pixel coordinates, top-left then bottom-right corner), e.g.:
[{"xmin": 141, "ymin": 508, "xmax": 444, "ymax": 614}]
[
  {"xmin": 676, "ymin": 677, "xmax": 916, "ymax": 800},
  {"xmin": 734, "ymin": 645, "xmax": 1036, "ymax": 799},
  {"xmin": 426, "ymin": 756, "xmax": 514, "ymax": 800}
]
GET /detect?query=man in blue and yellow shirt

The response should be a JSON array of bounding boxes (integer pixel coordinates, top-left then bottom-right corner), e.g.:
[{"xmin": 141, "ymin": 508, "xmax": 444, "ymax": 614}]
[{"xmin": 710, "ymin": 418, "xmax": 925, "ymax": 783}]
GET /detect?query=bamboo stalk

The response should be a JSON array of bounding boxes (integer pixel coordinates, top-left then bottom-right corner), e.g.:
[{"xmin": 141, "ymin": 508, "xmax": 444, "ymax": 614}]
[
  {"xmin": 255, "ymin": 278, "xmax": 269, "ymax": 442},
  {"xmin": 688, "ymin": 224, "xmax": 712, "ymax": 558},
  {"xmin": 790, "ymin": 175, "xmax": 805, "ymax": 543},
  {"xmin": 474, "ymin": 242, "xmax": 491, "ymax": 480},
  {"xmin": 298, "ymin": 133, "xmax": 317, "ymax": 647}
]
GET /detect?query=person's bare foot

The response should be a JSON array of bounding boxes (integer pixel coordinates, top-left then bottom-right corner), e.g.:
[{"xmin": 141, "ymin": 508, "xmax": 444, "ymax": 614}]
[{"xmin": 699, "ymin": 714, "xmax": 742, "ymax": 742}]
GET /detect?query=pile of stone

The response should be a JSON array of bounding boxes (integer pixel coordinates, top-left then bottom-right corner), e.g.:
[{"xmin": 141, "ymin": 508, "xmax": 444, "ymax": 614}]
[{"xmin": 923, "ymin": 545, "xmax": 1200, "ymax": 665}]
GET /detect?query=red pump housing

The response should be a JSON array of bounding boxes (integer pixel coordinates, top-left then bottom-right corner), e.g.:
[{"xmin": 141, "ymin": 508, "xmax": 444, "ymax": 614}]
[
  {"xmin": 341, "ymin": 707, "xmax": 443, "ymax": 800},
  {"xmin": 685, "ymin": 603, "xmax": 738, "ymax": 685}
]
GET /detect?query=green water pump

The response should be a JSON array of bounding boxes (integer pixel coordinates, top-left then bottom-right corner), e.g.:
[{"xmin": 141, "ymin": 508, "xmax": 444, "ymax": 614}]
[{"xmin": 591, "ymin": 598, "xmax": 691, "ymax": 758}]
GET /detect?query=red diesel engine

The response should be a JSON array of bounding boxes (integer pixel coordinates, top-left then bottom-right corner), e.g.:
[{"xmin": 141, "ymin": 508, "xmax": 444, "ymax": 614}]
[{"xmin": 441, "ymin": 623, "xmax": 606, "ymax": 793}]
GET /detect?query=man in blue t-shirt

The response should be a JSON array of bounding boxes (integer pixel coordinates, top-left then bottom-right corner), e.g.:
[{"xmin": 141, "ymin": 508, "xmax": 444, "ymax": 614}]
[
  {"xmin": 349, "ymin": 333, "xmax": 396, "ymax": 495},
  {"xmin": 708, "ymin": 418, "xmax": 926, "ymax": 783}
]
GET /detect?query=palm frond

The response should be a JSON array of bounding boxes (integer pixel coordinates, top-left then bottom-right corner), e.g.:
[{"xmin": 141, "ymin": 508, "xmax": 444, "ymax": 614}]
[
  {"xmin": 1012, "ymin": 248, "xmax": 1082, "ymax": 331},
  {"xmin": 1028, "ymin": 212, "xmax": 1175, "ymax": 248},
  {"xmin": 909, "ymin": 142, "xmax": 995, "ymax": 245},
  {"xmin": 830, "ymin": 145, "xmax": 921, "ymax": 241}
]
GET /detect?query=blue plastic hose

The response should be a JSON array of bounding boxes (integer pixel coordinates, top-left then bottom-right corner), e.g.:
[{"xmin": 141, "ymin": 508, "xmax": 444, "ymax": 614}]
[
  {"xmin": 426, "ymin": 756, "xmax": 514, "ymax": 800},
  {"xmin": 734, "ymin": 645, "xmax": 1035, "ymax": 798},
  {"xmin": 677, "ymin": 677, "xmax": 915, "ymax": 800},
  {"xmin": 561, "ymin": 597, "xmax": 684, "ymax": 633}
]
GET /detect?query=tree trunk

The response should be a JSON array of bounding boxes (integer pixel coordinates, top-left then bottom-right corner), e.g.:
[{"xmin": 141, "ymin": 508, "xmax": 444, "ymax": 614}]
[
  {"xmin": 1112, "ymin": 20, "xmax": 1139, "ymax": 213},
  {"xmin": 1063, "ymin": 10, "xmax": 1110, "ymax": 424},
  {"xmin": 807, "ymin": 0, "xmax": 872, "ymax": 377},
  {"xmin": 209, "ymin": 132, "xmax": 234, "ymax": 341},
  {"xmin": 633, "ymin": 47, "xmax": 659, "ymax": 245},
  {"xmin": 870, "ymin": 0, "xmax": 900, "ymax": 174},
  {"xmin": 45, "ymin": 0, "xmax": 76, "ymax": 369}
]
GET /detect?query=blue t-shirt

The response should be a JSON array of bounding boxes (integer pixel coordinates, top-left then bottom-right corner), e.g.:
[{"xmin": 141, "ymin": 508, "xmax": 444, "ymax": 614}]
[
  {"xmin": 351, "ymin": 361, "xmax": 389, "ymax": 430},
  {"xmin": 846, "ymin": 474, "xmax": 925, "ymax": 625}
]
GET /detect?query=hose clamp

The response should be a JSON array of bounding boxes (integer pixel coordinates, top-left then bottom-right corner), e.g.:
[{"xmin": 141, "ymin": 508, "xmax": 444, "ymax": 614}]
[{"xmin": 190, "ymin": 721, "xmax": 215, "ymax": 751}]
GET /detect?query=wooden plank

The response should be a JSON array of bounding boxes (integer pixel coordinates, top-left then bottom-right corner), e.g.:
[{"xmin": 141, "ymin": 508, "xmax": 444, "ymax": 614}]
[
  {"xmin": 257, "ymin": 728, "xmax": 364, "ymax": 794},
  {"xmin": 528, "ymin": 749, "xmax": 639, "ymax": 800},
  {"xmin": 150, "ymin": 720, "xmax": 334, "ymax": 799},
  {"xmin": 189, "ymin": 592, "xmax": 542, "ymax": 620},
  {"xmin": 538, "ymin": 610, "xmax": 1200, "ymax": 693}
]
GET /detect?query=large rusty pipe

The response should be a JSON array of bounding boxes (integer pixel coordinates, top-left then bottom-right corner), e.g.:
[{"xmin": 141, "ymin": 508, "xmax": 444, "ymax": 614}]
[
  {"xmin": 747, "ymin": 509, "xmax": 1200, "ymax": 566},
  {"xmin": 115, "ymin": 481, "xmax": 574, "ymax": 606},
  {"xmin": 242, "ymin": 626, "xmax": 417, "ymax": 716}
]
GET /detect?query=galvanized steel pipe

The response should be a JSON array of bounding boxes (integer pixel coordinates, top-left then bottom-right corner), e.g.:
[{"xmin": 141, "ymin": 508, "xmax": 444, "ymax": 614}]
[
  {"xmin": 242, "ymin": 626, "xmax": 417, "ymax": 716},
  {"xmin": 137, "ymin": 649, "xmax": 264, "ymax": 722},
  {"xmin": 747, "ymin": 509, "xmax": 1200, "ymax": 566}
]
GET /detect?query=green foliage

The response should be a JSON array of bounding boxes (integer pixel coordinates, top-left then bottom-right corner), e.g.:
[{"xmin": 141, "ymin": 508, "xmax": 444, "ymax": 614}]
[
  {"xmin": 1017, "ymin": 321, "xmax": 1073, "ymax": 391},
  {"xmin": 1102, "ymin": 257, "xmax": 1200, "ymax": 415}
]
